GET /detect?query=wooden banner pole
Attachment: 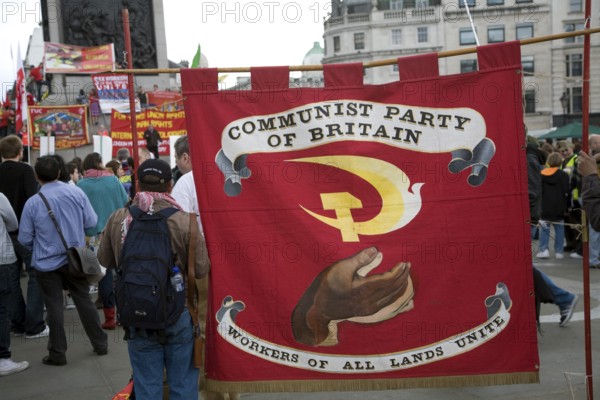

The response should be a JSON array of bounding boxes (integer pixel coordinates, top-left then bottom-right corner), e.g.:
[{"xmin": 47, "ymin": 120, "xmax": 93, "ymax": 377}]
[
  {"xmin": 122, "ymin": 8, "xmax": 139, "ymax": 174},
  {"xmin": 110, "ymin": 28, "xmax": 600, "ymax": 75},
  {"xmin": 581, "ymin": 1, "xmax": 594, "ymax": 399}
]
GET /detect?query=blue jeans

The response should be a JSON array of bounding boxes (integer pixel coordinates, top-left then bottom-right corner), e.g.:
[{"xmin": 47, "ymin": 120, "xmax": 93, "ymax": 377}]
[
  {"xmin": 539, "ymin": 270, "xmax": 575, "ymax": 310},
  {"xmin": 0, "ymin": 263, "xmax": 16, "ymax": 359},
  {"xmin": 127, "ymin": 309, "xmax": 198, "ymax": 400},
  {"xmin": 9, "ymin": 236, "xmax": 45, "ymax": 335},
  {"xmin": 530, "ymin": 225, "xmax": 538, "ymax": 241},
  {"xmin": 538, "ymin": 220, "xmax": 565, "ymax": 254},
  {"xmin": 589, "ymin": 224, "xmax": 600, "ymax": 265}
]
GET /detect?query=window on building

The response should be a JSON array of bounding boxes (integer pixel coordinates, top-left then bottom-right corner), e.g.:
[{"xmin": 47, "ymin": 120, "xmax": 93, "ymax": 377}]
[
  {"xmin": 417, "ymin": 27, "xmax": 428, "ymax": 43},
  {"xmin": 565, "ymin": 23, "xmax": 584, "ymax": 43},
  {"xmin": 460, "ymin": 60, "xmax": 478, "ymax": 73},
  {"xmin": 460, "ymin": 28, "xmax": 476, "ymax": 45},
  {"xmin": 487, "ymin": 26, "xmax": 505, "ymax": 43},
  {"xmin": 487, "ymin": 0, "xmax": 504, "ymax": 4},
  {"xmin": 392, "ymin": 64, "xmax": 399, "ymax": 73},
  {"xmin": 354, "ymin": 32, "xmax": 365, "ymax": 50},
  {"xmin": 567, "ymin": 87, "xmax": 583, "ymax": 113},
  {"xmin": 333, "ymin": 36, "xmax": 341, "ymax": 52},
  {"xmin": 566, "ymin": 54, "xmax": 583, "ymax": 77},
  {"xmin": 391, "ymin": 29, "xmax": 402, "ymax": 45},
  {"xmin": 459, "ymin": 0, "xmax": 476, "ymax": 6},
  {"xmin": 524, "ymin": 90, "xmax": 536, "ymax": 113},
  {"xmin": 515, "ymin": 0, "xmax": 533, "ymax": 3},
  {"xmin": 347, "ymin": 3, "xmax": 370, "ymax": 14},
  {"xmin": 521, "ymin": 55, "xmax": 534, "ymax": 74},
  {"xmin": 388, "ymin": 0, "xmax": 440, "ymax": 9},
  {"xmin": 390, "ymin": 0, "xmax": 404, "ymax": 10},
  {"xmin": 516, "ymin": 24, "xmax": 534, "ymax": 40},
  {"xmin": 569, "ymin": 0, "xmax": 583, "ymax": 12}
]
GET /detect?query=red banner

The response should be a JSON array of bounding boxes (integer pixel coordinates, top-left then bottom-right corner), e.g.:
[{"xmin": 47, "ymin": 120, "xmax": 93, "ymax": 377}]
[
  {"xmin": 147, "ymin": 91, "xmax": 184, "ymax": 111},
  {"xmin": 181, "ymin": 42, "xmax": 539, "ymax": 392},
  {"xmin": 110, "ymin": 109, "xmax": 187, "ymax": 156},
  {"xmin": 44, "ymin": 42, "xmax": 115, "ymax": 74},
  {"xmin": 28, "ymin": 105, "xmax": 89, "ymax": 149}
]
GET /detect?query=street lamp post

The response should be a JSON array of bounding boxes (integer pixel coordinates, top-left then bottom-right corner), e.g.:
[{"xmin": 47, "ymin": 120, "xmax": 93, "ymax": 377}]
[{"xmin": 560, "ymin": 91, "xmax": 569, "ymax": 126}]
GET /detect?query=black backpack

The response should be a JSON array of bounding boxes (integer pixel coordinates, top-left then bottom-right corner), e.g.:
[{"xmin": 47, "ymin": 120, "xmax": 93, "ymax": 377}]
[{"xmin": 115, "ymin": 206, "xmax": 185, "ymax": 331}]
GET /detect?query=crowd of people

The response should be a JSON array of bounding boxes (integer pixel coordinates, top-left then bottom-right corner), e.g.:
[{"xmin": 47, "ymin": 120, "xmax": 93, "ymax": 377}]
[
  {"xmin": 528, "ymin": 134, "xmax": 600, "ymax": 267},
  {"xmin": 0, "ymin": 133, "xmax": 220, "ymax": 399},
  {"xmin": 524, "ymin": 133, "xmax": 600, "ymax": 330}
]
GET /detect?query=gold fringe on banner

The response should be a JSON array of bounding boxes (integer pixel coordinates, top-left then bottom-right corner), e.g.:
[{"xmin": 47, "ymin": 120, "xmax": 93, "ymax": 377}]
[{"xmin": 206, "ymin": 372, "xmax": 539, "ymax": 393}]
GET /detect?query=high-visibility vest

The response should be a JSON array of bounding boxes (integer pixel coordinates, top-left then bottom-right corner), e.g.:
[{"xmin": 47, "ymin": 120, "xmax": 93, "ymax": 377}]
[{"xmin": 564, "ymin": 155, "xmax": 579, "ymax": 201}]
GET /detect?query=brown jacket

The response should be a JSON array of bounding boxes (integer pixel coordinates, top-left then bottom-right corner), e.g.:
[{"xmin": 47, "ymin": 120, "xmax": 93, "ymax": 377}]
[{"xmin": 98, "ymin": 198, "xmax": 210, "ymax": 280}]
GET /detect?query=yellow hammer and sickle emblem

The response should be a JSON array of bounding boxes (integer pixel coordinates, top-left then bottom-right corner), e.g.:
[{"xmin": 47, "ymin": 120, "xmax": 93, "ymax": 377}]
[{"xmin": 288, "ymin": 156, "xmax": 424, "ymax": 242}]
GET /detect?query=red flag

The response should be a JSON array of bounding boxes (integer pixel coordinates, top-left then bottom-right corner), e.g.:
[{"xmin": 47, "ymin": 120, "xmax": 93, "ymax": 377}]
[{"xmin": 15, "ymin": 44, "xmax": 27, "ymax": 133}]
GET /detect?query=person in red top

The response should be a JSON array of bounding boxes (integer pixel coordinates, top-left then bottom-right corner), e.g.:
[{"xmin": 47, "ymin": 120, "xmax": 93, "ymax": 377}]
[
  {"xmin": 88, "ymin": 88, "xmax": 100, "ymax": 125},
  {"xmin": 0, "ymin": 107, "xmax": 9, "ymax": 139},
  {"xmin": 19, "ymin": 127, "xmax": 30, "ymax": 163},
  {"xmin": 4, "ymin": 92, "xmax": 10, "ymax": 109},
  {"xmin": 28, "ymin": 64, "xmax": 50, "ymax": 102},
  {"xmin": 26, "ymin": 92, "xmax": 35, "ymax": 107},
  {"xmin": 6, "ymin": 110, "xmax": 15, "ymax": 136}
]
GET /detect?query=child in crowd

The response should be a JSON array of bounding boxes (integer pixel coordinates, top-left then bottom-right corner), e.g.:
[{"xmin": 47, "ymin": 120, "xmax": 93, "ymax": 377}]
[{"xmin": 536, "ymin": 152, "xmax": 571, "ymax": 259}]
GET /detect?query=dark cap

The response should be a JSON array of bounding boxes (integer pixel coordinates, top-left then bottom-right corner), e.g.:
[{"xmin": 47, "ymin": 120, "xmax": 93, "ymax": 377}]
[{"xmin": 138, "ymin": 159, "xmax": 172, "ymax": 184}]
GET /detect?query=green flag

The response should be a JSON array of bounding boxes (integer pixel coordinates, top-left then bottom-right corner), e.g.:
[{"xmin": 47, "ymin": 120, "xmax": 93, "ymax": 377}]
[{"xmin": 191, "ymin": 44, "xmax": 201, "ymax": 68}]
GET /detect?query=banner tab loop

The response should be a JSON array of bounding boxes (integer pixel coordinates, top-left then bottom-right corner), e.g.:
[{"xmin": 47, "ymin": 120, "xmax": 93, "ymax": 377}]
[
  {"xmin": 398, "ymin": 53, "xmax": 439, "ymax": 81},
  {"xmin": 324, "ymin": 63, "xmax": 364, "ymax": 88}
]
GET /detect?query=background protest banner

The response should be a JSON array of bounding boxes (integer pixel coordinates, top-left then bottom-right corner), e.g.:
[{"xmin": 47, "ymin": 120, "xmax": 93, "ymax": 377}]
[
  {"xmin": 147, "ymin": 90, "xmax": 184, "ymax": 111},
  {"xmin": 44, "ymin": 42, "xmax": 115, "ymax": 74},
  {"xmin": 92, "ymin": 74, "xmax": 141, "ymax": 114},
  {"xmin": 181, "ymin": 42, "xmax": 539, "ymax": 392},
  {"xmin": 110, "ymin": 108, "xmax": 187, "ymax": 156},
  {"xmin": 28, "ymin": 105, "xmax": 89, "ymax": 150}
]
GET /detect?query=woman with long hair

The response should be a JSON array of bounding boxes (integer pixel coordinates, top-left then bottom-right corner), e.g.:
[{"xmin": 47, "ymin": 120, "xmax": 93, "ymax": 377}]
[{"xmin": 77, "ymin": 153, "xmax": 128, "ymax": 329}]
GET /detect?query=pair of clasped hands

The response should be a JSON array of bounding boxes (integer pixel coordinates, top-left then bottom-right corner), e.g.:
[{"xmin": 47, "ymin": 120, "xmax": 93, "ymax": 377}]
[{"xmin": 292, "ymin": 247, "xmax": 414, "ymax": 347}]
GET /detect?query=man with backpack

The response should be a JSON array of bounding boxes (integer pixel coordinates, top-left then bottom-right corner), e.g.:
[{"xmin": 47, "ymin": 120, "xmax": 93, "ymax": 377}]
[{"xmin": 98, "ymin": 159, "xmax": 210, "ymax": 400}]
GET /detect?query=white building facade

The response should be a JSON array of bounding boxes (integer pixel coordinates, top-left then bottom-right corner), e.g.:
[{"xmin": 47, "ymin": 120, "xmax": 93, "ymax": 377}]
[{"xmin": 322, "ymin": 0, "xmax": 600, "ymax": 130}]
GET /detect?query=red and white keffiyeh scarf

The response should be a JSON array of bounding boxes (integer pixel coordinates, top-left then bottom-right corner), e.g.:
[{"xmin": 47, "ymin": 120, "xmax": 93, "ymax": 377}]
[
  {"xmin": 120, "ymin": 192, "xmax": 183, "ymax": 243},
  {"xmin": 83, "ymin": 169, "xmax": 115, "ymax": 178}
]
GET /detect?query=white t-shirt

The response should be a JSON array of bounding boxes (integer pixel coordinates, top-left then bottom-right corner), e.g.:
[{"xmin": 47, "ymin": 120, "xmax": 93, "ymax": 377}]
[{"xmin": 171, "ymin": 171, "xmax": 204, "ymax": 234}]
